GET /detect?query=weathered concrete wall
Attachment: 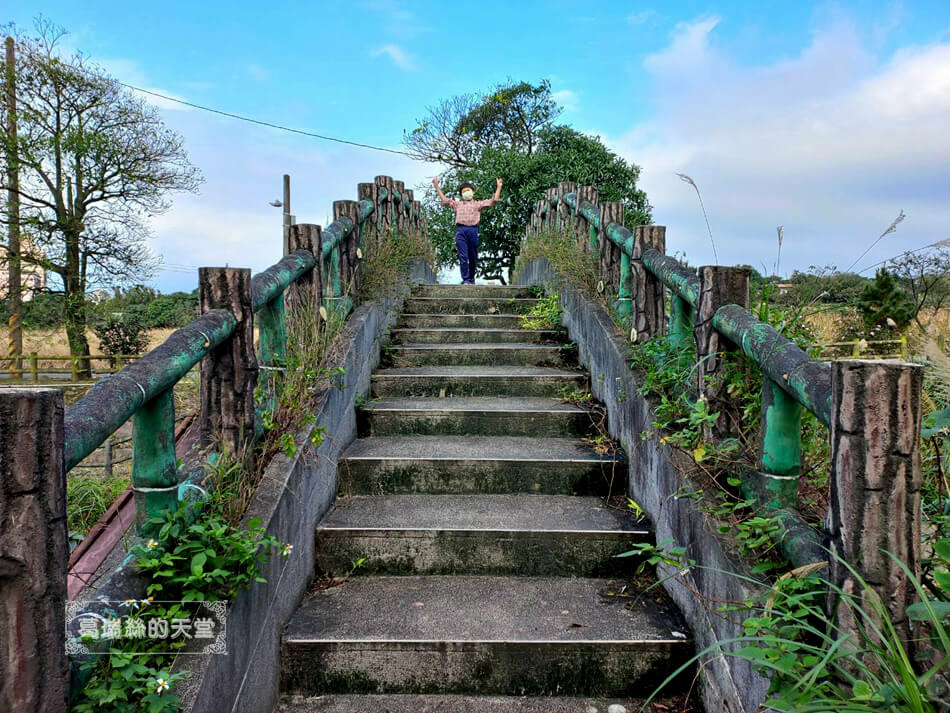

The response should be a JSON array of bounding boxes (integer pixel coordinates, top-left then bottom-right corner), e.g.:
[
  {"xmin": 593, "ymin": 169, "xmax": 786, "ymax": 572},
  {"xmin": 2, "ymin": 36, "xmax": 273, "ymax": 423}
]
[
  {"xmin": 179, "ymin": 259, "xmax": 437, "ymax": 713},
  {"xmin": 516, "ymin": 258, "xmax": 770, "ymax": 713}
]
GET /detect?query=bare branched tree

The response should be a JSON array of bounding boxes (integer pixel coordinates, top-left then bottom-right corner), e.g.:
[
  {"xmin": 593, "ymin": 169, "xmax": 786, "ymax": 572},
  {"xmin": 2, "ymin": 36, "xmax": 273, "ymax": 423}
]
[
  {"xmin": 888, "ymin": 245, "xmax": 950, "ymax": 331},
  {"xmin": 0, "ymin": 19, "xmax": 201, "ymax": 376},
  {"xmin": 403, "ymin": 79, "xmax": 561, "ymax": 167}
]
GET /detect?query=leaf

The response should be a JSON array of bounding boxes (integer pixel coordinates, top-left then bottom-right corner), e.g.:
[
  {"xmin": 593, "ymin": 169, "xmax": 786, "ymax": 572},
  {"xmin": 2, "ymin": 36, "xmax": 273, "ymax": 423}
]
[
  {"xmin": 852, "ymin": 680, "xmax": 873, "ymax": 700},
  {"xmin": 922, "ymin": 404, "xmax": 950, "ymax": 437},
  {"xmin": 692, "ymin": 444, "xmax": 707, "ymax": 462},
  {"xmin": 190, "ymin": 552, "xmax": 207, "ymax": 577},
  {"xmin": 905, "ymin": 600, "xmax": 950, "ymax": 621},
  {"xmin": 935, "ymin": 538, "xmax": 950, "ymax": 561}
]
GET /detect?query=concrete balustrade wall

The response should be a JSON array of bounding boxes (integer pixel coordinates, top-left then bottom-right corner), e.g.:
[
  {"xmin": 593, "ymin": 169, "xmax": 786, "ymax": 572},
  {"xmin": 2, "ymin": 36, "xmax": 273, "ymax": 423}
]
[
  {"xmin": 516, "ymin": 257, "xmax": 771, "ymax": 713},
  {"xmin": 175, "ymin": 258, "xmax": 436, "ymax": 713}
]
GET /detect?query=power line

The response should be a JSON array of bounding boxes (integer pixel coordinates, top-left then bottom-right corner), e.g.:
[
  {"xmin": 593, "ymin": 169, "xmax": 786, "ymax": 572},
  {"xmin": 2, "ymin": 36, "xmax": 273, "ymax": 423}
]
[{"xmin": 14, "ymin": 43, "xmax": 419, "ymax": 159}]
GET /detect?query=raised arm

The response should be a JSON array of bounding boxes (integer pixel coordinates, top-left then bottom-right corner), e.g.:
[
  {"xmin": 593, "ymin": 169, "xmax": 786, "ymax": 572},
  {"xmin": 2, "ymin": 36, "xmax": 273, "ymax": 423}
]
[
  {"xmin": 432, "ymin": 177, "xmax": 454, "ymax": 206},
  {"xmin": 480, "ymin": 178, "xmax": 503, "ymax": 208}
]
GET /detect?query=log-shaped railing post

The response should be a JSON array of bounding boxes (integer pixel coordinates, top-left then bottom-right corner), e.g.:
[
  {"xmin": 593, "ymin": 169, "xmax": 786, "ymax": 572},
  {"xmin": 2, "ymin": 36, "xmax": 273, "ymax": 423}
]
[
  {"xmin": 334, "ymin": 199, "xmax": 361, "ymax": 304},
  {"xmin": 375, "ymin": 175, "xmax": 395, "ymax": 237},
  {"xmin": 556, "ymin": 182, "xmax": 575, "ymax": 232},
  {"xmin": 132, "ymin": 387, "xmax": 177, "ymax": 532},
  {"xmin": 0, "ymin": 389, "xmax": 68, "ymax": 713},
  {"xmin": 827, "ymin": 359, "xmax": 923, "ymax": 651},
  {"xmin": 287, "ymin": 224, "xmax": 323, "ymax": 320},
  {"xmin": 199, "ymin": 267, "xmax": 258, "ymax": 456},
  {"xmin": 393, "ymin": 180, "xmax": 406, "ymax": 234},
  {"xmin": 358, "ymin": 183, "xmax": 379, "ymax": 252},
  {"xmin": 585, "ymin": 189, "xmax": 600, "ymax": 252},
  {"xmin": 756, "ymin": 376, "xmax": 802, "ymax": 509},
  {"xmin": 694, "ymin": 265, "xmax": 750, "ymax": 441},
  {"xmin": 598, "ymin": 204, "xmax": 624, "ymax": 318},
  {"xmin": 403, "ymin": 188, "xmax": 414, "ymax": 234},
  {"xmin": 631, "ymin": 226, "xmax": 666, "ymax": 343},
  {"xmin": 545, "ymin": 188, "xmax": 557, "ymax": 232},
  {"xmin": 573, "ymin": 185, "xmax": 597, "ymax": 252}
]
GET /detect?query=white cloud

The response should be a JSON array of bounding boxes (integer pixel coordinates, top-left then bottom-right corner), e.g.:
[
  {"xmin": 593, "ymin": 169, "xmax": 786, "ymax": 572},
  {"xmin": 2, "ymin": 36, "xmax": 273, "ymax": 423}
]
[
  {"xmin": 371, "ymin": 44, "xmax": 417, "ymax": 71},
  {"xmin": 605, "ymin": 16, "xmax": 950, "ymax": 275},
  {"xmin": 551, "ymin": 89, "xmax": 579, "ymax": 112}
]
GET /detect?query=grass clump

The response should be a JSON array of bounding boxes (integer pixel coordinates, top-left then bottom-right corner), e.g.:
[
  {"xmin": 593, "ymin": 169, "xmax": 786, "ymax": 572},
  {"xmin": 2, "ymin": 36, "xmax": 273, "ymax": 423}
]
[
  {"xmin": 67, "ymin": 470, "xmax": 130, "ymax": 539},
  {"xmin": 520, "ymin": 292, "xmax": 561, "ymax": 330},
  {"xmin": 513, "ymin": 228, "xmax": 601, "ymax": 300},
  {"xmin": 357, "ymin": 225, "xmax": 436, "ymax": 302}
]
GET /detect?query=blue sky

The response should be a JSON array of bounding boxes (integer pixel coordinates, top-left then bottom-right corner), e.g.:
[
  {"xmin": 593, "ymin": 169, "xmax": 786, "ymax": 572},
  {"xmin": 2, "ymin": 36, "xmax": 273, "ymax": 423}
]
[{"xmin": 6, "ymin": 1, "xmax": 950, "ymax": 290}]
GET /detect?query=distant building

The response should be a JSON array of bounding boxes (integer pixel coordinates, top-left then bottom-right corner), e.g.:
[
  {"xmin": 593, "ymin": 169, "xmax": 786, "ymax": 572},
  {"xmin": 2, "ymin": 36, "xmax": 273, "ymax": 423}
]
[{"xmin": 0, "ymin": 237, "xmax": 48, "ymax": 302}]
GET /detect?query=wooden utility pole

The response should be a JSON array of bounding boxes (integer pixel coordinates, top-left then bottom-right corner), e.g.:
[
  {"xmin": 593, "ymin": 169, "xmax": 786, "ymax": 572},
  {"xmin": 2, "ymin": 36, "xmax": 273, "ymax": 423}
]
[{"xmin": 5, "ymin": 36, "xmax": 22, "ymax": 379}]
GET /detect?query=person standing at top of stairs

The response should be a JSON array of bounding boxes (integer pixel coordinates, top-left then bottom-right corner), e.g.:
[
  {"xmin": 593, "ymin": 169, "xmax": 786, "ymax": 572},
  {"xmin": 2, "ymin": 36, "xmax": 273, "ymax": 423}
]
[{"xmin": 432, "ymin": 176, "xmax": 502, "ymax": 284}]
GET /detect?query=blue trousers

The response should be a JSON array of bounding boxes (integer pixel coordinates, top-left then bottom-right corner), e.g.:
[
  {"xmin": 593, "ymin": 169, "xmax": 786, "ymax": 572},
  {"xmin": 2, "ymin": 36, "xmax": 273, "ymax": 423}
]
[{"xmin": 455, "ymin": 225, "xmax": 479, "ymax": 284}]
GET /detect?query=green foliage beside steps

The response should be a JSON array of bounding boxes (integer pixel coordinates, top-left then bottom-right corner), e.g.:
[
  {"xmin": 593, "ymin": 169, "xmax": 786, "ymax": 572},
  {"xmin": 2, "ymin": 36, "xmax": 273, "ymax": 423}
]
[{"xmin": 520, "ymin": 292, "xmax": 561, "ymax": 330}]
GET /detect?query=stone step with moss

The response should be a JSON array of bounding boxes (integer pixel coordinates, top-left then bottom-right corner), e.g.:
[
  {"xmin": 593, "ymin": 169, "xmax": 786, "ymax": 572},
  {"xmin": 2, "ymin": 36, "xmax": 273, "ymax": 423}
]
[
  {"xmin": 397, "ymin": 313, "xmax": 529, "ymax": 330},
  {"xmin": 338, "ymin": 435, "xmax": 620, "ymax": 496},
  {"xmin": 403, "ymin": 297, "xmax": 540, "ymax": 315},
  {"xmin": 276, "ymin": 693, "xmax": 663, "ymax": 713},
  {"xmin": 391, "ymin": 327, "xmax": 560, "ymax": 344},
  {"xmin": 315, "ymin": 494, "xmax": 650, "ymax": 576},
  {"xmin": 411, "ymin": 284, "xmax": 539, "ymax": 299},
  {"xmin": 371, "ymin": 366, "xmax": 586, "ymax": 398},
  {"xmin": 280, "ymin": 575, "xmax": 691, "ymax": 697},
  {"xmin": 386, "ymin": 343, "xmax": 574, "ymax": 369},
  {"xmin": 357, "ymin": 396, "xmax": 592, "ymax": 438}
]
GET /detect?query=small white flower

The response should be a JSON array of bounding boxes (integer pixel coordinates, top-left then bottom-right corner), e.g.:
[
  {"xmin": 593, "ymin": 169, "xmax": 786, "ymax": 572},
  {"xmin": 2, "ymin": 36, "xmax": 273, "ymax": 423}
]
[
  {"xmin": 122, "ymin": 598, "xmax": 137, "ymax": 609},
  {"xmin": 146, "ymin": 539, "xmax": 158, "ymax": 550},
  {"xmin": 282, "ymin": 544, "xmax": 294, "ymax": 558},
  {"xmin": 155, "ymin": 678, "xmax": 169, "ymax": 693},
  {"xmin": 886, "ymin": 317, "xmax": 898, "ymax": 328}
]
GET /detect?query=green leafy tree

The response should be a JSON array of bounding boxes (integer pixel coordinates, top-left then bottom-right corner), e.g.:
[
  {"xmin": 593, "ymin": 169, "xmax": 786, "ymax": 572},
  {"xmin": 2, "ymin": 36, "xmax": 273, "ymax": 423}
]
[
  {"xmin": 1, "ymin": 21, "xmax": 201, "ymax": 377},
  {"xmin": 857, "ymin": 268, "xmax": 915, "ymax": 332},
  {"xmin": 417, "ymin": 124, "xmax": 650, "ymax": 282}
]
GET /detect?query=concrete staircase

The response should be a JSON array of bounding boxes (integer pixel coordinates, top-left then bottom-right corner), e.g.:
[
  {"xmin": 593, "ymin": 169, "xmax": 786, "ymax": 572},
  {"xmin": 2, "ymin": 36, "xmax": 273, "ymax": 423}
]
[{"xmin": 277, "ymin": 284, "xmax": 692, "ymax": 712}]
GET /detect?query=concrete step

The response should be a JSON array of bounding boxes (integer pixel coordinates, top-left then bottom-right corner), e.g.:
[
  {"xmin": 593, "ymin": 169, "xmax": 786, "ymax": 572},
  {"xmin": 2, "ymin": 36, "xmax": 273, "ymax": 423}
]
[
  {"xmin": 371, "ymin": 366, "xmax": 586, "ymax": 398},
  {"xmin": 397, "ymin": 314, "xmax": 527, "ymax": 329},
  {"xmin": 404, "ymin": 297, "xmax": 539, "ymax": 315},
  {"xmin": 357, "ymin": 397, "xmax": 592, "ymax": 437},
  {"xmin": 315, "ymin": 494, "xmax": 650, "ymax": 576},
  {"xmin": 338, "ymin": 435, "xmax": 621, "ymax": 496},
  {"xmin": 412, "ymin": 284, "xmax": 539, "ymax": 299},
  {"xmin": 391, "ymin": 328, "xmax": 560, "ymax": 344},
  {"xmin": 277, "ymin": 693, "xmax": 665, "ymax": 713},
  {"xmin": 386, "ymin": 343, "xmax": 574, "ymax": 368},
  {"xmin": 280, "ymin": 575, "xmax": 692, "ymax": 696}
]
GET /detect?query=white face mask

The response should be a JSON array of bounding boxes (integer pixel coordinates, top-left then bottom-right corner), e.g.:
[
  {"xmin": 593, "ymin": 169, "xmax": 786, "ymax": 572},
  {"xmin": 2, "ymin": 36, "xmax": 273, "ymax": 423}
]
[{"xmin": 461, "ymin": 189, "xmax": 474, "ymax": 201}]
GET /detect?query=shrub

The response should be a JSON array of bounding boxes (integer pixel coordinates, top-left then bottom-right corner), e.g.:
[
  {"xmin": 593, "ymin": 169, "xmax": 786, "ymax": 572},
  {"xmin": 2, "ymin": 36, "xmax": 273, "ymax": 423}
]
[{"xmin": 93, "ymin": 314, "xmax": 149, "ymax": 361}]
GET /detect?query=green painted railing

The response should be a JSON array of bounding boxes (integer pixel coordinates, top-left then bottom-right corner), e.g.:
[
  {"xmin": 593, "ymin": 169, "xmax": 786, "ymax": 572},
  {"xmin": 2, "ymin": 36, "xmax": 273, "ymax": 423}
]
[
  {"xmin": 62, "ymin": 175, "xmax": 425, "ymax": 535},
  {"xmin": 530, "ymin": 185, "xmax": 844, "ymax": 565}
]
